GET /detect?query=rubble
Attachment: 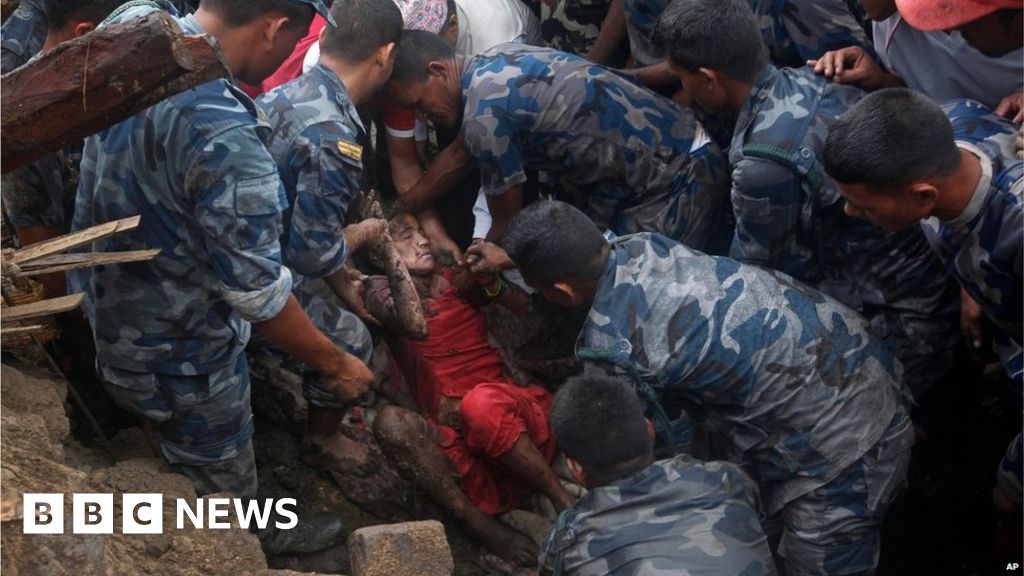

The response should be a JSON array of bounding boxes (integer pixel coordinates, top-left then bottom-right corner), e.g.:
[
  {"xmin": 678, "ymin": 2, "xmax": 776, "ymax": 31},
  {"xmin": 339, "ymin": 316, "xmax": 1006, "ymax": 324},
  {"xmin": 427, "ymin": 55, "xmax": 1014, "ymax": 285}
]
[{"xmin": 347, "ymin": 520, "xmax": 454, "ymax": 576}]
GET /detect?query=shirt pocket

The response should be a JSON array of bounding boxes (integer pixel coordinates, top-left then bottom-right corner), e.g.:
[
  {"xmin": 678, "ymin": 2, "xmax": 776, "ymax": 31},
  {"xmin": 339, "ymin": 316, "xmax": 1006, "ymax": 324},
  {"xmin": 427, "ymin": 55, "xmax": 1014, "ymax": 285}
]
[{"xmin": 208, "ymin": 173, "xmax": 286, "ymax": 250}]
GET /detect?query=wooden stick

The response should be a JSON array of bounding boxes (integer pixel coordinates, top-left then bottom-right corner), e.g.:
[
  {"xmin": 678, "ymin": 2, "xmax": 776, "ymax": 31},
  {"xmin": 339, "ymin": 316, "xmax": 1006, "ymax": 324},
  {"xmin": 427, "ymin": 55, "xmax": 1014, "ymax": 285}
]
[
  {"xmin": 1, "ymin": 293, "xmax": 84, "ymax": 322},
  {"xmin": 1, "ymin": 12, "xmax": 229, "ymax": 171},
  {"xmin": 0, "ymin": 324, "xmax": 45, "ymax": 336},
  {"xmin": 8, "ymin": 215, "xmax": 141, "ymax": 264},
  {"xmin": 18, "ymin": 248, "xmax": 161, "ymax": 276}
]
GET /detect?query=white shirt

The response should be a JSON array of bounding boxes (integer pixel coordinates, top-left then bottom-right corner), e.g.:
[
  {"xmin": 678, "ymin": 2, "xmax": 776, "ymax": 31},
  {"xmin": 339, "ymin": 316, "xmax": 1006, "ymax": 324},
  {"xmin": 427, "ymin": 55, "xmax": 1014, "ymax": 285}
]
[
  {"xmin": 873, "ymin": 14, "xmax": 1023, "ymax": 109},
  {"xmin": 455, "ymin": 0, "xmax": 542, "ymax": 56}
]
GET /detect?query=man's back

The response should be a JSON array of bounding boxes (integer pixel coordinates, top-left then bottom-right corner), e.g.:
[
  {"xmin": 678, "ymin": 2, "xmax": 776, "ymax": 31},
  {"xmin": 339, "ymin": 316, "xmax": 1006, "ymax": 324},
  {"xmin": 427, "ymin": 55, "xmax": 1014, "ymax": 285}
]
[
  {"xmin": 258, "ymin": 63, "xmax": 364, "ymax": 279},
  {"xmin": 729, "ymin": 65, "xmax": 961, "ymax": 396},
  {"xmin": 461, "ymin": 43, "xmax": 727, "ymax": 246},
  {"xmin": 70, "ymin": 13, "xmax": 291, "ymax": 375},
  {"xmin": 540, "ymin": 454, "xmax": 775, "ymax": 575},
  {"xmin": 578, "ymin": 233, "xmax": 907, "ymax": 513}
]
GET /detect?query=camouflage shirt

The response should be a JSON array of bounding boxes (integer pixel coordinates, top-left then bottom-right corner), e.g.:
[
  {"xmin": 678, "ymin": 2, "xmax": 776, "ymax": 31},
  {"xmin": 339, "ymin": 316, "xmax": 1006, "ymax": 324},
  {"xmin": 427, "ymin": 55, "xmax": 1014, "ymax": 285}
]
[
  {"xmin": 461, "ymin": 44, "xmax": 729, "ymax": 250},
  {"xmin": 748, "ymin": 0, "xmax": 874, "ymax": 68},
  {"xmin": 536, "ymin": 0, "xmax": 615, "ymax": 59},
  {"xmin": 577, "ymin": 233, "xmax": 908, "ymax": 513},
  {"xmin": 624, "ymin": 0, "xmax": 671, "ymax": 67},
  {"xmin": 257, "ymin": 63, "xmax": 365, "ymax": 279},
  {"xmin": 922, "ymin": 99, "xmax": 1024, "ymax": 381},
  {"xmin": 540, "ymin": 454, "xmax": 775, "ymax": 575},
  {"xmin": 0, "ymin": 0, "xmax": 46, "ymax": 73},
  {"xmin": 2, "ymin": 144, "xmax": 81, "ymax": 232},
  {"xmin": 68, "ymin": 12, "xmax": 292, "ymax": 376},
  {"xmin": 728, "ymin": 65, "xmax": 960, "ymax": 397}
]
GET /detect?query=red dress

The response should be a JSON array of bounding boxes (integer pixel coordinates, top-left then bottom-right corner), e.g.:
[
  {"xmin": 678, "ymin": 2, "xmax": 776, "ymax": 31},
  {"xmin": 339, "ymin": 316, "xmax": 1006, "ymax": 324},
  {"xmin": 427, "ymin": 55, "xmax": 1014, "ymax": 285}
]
[{"xmin": 392, "ymin": 272, "xmax": 555, "ymax": 515}]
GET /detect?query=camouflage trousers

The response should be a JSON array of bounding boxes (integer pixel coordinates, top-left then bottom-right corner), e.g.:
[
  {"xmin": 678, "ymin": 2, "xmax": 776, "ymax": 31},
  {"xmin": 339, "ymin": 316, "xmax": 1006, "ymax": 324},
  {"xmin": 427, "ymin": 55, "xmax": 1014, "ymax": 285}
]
[
  {"xmin": 770, "ymin": 411, "xmax": 914, "ymax": 575},
  {"xmin": 99, "ymin": 353, "xmax": 258, "ymax": 499},
  {"xmin": 290, "ymin": 275, "xmax": 374, "ymax": 411}
]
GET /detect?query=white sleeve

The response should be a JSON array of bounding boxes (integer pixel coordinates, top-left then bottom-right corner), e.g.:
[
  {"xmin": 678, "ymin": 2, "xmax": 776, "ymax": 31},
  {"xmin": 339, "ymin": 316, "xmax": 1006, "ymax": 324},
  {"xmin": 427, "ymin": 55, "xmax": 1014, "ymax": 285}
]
[{"xmin": 472, "ymin": 187, "xmax": 492, "ymax": 240}]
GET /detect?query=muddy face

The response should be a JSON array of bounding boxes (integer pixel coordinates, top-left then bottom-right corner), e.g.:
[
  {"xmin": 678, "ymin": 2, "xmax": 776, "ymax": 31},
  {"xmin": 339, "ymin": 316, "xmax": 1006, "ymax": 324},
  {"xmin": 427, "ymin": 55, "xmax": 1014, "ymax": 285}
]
[{"xmin": 389, "ymin": 214, "xmax": 436, "ymax": 276}]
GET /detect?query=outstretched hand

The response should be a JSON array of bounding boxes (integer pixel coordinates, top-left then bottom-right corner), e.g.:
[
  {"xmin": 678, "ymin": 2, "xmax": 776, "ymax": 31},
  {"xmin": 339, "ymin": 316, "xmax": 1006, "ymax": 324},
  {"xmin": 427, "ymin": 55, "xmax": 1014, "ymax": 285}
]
[
  {"xmin": 464, "ymin": 240, "xmax": 514, "ymax": 275},
  {"xmin": 995, "ymin": 90, "xmax": 1024, "ymax": 125},
  {"xmin": 807, "ymin": 46, "xmax": 897, "ymax": 91}
]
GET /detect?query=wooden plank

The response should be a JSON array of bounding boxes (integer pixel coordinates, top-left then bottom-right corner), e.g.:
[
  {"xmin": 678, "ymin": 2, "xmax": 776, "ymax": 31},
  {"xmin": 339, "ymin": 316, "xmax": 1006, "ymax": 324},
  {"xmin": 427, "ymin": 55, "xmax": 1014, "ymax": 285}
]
[
  {"xmin": 1, "ymin": 12, "xmax": 228, "ymax": 171},
  {"xmin": 1, "ymin": 324, "xmax": 45, "ymax": 337},
  {"xmin": 1, "ymin": 293, "xmax": 83, "ymax": 322},
  {"xmin": 19, "ymin": 248, "xmax": 161, "ymax": 275},
  {"xmin": 9, "ymin": 215, "xmax": 141, "ymax": 264}
]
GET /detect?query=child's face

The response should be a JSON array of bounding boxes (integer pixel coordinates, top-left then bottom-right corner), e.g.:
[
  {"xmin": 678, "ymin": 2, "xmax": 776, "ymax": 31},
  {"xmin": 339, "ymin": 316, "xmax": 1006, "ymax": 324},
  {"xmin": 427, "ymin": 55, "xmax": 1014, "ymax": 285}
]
[{"xmin": 390, "ymin": 214, "xmax": 436, "ymax": 275}]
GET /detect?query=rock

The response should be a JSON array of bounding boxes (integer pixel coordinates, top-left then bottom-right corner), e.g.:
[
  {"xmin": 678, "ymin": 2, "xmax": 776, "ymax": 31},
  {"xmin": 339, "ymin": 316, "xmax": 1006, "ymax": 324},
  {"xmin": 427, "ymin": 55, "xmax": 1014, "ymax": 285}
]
[{"xmin": 347, "ymin": 520, "xmax": 454, "ymax": 576}]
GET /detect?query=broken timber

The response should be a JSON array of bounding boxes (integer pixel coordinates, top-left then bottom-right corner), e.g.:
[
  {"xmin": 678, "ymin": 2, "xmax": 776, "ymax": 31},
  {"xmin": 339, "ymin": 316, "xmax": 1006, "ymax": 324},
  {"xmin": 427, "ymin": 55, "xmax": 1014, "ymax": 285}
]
[{"xmin": 1, "ymin": 11, "xmax": 228, "ymax": 172}]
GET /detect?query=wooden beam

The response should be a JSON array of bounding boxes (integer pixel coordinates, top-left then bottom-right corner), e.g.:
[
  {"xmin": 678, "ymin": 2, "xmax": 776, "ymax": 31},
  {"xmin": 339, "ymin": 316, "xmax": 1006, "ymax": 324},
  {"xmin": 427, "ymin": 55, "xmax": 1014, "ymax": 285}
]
[
  {"xmin": 18, "ymin": 248, "xmax": 161, "ymax": 276},
  {"xmin": 8, "ymin": 215, "xmax": 141, "ymax": 265},
  {"xmin": 1, "ymin": 293, "xmax": 83, "ymax": 322},
  {"xmin": 1, "ymin": 11, "xmax": 228, "ymax": 172}
]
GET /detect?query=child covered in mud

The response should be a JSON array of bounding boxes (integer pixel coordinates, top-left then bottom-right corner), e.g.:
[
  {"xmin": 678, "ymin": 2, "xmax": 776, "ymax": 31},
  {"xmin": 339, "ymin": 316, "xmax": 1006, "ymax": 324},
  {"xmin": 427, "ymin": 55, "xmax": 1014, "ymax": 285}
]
[{"xmin": 363, "ymin": 212, "xmax": 575, "ymax": 567}]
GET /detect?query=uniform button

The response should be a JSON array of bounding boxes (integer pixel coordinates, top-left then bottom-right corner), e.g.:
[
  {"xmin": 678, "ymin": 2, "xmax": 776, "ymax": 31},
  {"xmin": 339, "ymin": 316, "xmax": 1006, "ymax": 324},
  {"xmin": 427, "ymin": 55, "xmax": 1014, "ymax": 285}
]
[{"xmin": 800, "ymin": 147, "xmax": 813, "ymax": 159}]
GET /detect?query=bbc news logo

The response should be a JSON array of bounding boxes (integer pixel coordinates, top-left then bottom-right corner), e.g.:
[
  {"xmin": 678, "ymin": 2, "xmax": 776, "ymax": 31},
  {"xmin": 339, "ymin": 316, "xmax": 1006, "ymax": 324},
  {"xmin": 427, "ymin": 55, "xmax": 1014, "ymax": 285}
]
[{"xmin": 22, "ymin": 494, "xmax": 298, "ymax": 534}]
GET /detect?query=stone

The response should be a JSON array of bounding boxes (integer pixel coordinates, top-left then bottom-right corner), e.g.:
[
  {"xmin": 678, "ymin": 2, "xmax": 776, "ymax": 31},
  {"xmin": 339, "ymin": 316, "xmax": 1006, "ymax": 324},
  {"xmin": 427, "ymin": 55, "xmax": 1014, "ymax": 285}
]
[{"xmin": 348, "ymin": 520, "xmax": 454, "ymax": 576}]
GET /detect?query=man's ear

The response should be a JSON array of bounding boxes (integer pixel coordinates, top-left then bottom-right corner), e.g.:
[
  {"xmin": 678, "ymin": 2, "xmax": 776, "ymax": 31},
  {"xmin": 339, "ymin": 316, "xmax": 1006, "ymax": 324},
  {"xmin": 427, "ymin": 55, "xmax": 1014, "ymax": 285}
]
[
  {"xmin": 552, "ymin": 281, "xmax": 579, "ymax": 305},
  {"xmin": 378, "ymin": 42, "xmax": 397, "ymax": 67},
  {"xmin": 264, "ymin": 15, "xmax": 291, "ymax": 46},
  {"xmin": 71, "ymin": 21, "xmax": 96, "ymax": 40},
  {"xmin": 906, "ymin": 182, "xmax": 939, "ymax": 215},
  {"xmin": 696, "ymin": 67, "xmax": 719, "ymax": 91},
  {"xmin": 427, "ymin": 60, "xmax": 449, "ymax": 80},
  {"xmin": 566, "ymin": 457, "xmax": 588, "ymax": 487}
]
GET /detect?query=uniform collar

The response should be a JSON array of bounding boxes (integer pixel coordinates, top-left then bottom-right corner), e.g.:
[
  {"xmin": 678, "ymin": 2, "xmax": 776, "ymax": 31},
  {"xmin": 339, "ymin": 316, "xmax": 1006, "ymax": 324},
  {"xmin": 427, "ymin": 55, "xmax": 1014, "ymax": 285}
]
[
  {"xmin": 946, "ymin": 141, "xmax": 994, "ymax": 227},
  {"xmin": 309, "ymin": 63, "xmax": 364, "ymax": 133}
]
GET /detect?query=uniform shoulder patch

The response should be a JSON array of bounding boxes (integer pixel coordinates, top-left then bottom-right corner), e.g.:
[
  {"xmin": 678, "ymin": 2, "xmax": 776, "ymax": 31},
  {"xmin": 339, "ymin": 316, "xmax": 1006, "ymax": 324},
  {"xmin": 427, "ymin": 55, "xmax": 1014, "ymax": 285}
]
[{"xmin": 337, "ymin": 140, "xmax": 363, "ymax": 162}]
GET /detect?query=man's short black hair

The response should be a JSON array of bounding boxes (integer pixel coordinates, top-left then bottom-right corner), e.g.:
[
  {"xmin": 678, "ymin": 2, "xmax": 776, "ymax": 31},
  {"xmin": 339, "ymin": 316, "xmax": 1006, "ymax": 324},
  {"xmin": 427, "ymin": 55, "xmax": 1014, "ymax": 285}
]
[
  {"xmin": 44, "ymin": 0, "xmax": 123, "ymax": 30},
  {"xmin": 501, "ymin": 201, "xmax": 608, "ymax": 286},
  {"xmin": 823, "ymin": 88, "xmax": 961, "ymax": 188},
  {"xmin": 551, "ymin": 374, "xmax": 652, "ymax": 484},
  {"xmin": 653, "ymin": 0, "xmax": 768, "ymax": 83},
  {"xmin": 201, "ymin": 0, "xmax": 315, "ymax": 30},
  {"xmin": 389, "ymin": 29, "xmax": 455, "ymax": 85},
  {"xmin": 320, "ymin": 0, "xmax": 402, "ymax": 62}
]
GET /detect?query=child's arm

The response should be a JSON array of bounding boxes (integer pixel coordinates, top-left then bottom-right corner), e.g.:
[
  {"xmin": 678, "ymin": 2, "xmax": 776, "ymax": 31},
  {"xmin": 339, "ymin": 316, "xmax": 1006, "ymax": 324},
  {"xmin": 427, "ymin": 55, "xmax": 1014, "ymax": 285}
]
[{"xmin": 364, "ymin": 275, "xmax": 404, "ymax": 333}]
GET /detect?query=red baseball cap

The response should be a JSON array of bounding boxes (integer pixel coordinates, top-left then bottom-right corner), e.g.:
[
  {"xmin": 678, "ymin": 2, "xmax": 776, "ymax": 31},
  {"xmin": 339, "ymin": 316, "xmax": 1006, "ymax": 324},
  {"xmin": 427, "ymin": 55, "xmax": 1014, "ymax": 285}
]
[{"xmin": 896, "ymin": 0, "xmax": 1022, "ymax": 31}]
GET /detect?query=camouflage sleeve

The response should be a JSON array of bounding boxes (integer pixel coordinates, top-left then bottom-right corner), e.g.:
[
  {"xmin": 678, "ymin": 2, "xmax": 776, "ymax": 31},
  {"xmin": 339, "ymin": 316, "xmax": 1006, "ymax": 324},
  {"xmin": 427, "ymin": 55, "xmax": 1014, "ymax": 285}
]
[
  {"xmin": 1, "ymin": 153, "xmax": 68, "ymax": 229},
  {"xmin": 463, "ymin": 113, "xmax": 529, "ymax": 196},
  {"xmin": 0, "ymin": 0, "xmax": 47, "ymax": 73},
  {"xmin": 190, "ymin": 125, "xmax": 293, "ymax": 323},
  {"xmin": 778, "ymin": 0, "xmax": 875, "ymax": 64},
  {"xmin": 281, "ymin": 130, "xmax": 361, "ymax": 278},
  {"xmin": 728, "ymin": 156, "xmax": 808, "ymax": 273}
]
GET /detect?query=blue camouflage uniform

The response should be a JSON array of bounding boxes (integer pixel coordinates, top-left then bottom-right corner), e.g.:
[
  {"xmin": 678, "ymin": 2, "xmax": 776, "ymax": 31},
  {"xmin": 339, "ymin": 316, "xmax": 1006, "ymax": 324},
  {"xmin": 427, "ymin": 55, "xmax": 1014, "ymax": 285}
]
[
  {"xmin": 539, "ymin": 454, "xmax": 775, "ymax": 575},
  {"xmin": 256, "ymin": 63, "xmax": 374, "ymax": 410},
  {"xmin": 922, "ymin": 99, "xmax": 1023, "ymax": 382},
  {"xmin": 2, "ymin": 145, "xmax": 81, "ymax": 237},
  {"xmin": 461, "ymin": 44, "xmax": 730, "ymax": 252},
  {"xmin": 924, "ymin": 99, "xmax": 1023, "ymax": 507},
  {"xmin": 748, "ymin": 0, "xmax": 875, "ymax": 68},
  {"xmin": 728, "ymin": 65, "xmax": 961, "ymax": 399},
  {"xmin": 0, "ymin": 0, "xmax": 46, "ymax": 73},
  {"xmin": 623, "ymin": 0, "xmax": 671, "ymax": 67},
  {"xmin": 577, "ymin": 233, "xmax": 914, "ymax": 575},
  {"xmin": 68, "ymin": 10, "xmax": 292, "ymax": 498}
]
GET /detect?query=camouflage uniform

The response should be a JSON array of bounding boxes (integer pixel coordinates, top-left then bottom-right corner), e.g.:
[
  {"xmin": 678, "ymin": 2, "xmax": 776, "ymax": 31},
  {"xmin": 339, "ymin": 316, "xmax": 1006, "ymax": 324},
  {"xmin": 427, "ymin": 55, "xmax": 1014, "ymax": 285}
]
[
  {"xmin": 0, "ymin": 0, "xmax": 46, "ymax": 73},
  {"xmin": 624, "ymin": 0, "xmax": 671, "ymax": 67},
  {"xmin": 747, "ymin": 0, "xmax": 875, "ymax": 68},
  {"xmin": 257, "ymin": 63, "xmax": 375, "ymax": 410},
  {"xmin": 1, "ymin": 145, "xmax": 81, "ymax": 234},
  {"xmin": 539, "ymin": 454, "xmax": 775, "ymax": 575},
  {"xmin": 461, "ymin": 44, "xmax": 730, "ymax": 252},
  {"xmin": 921, "ymin": 99, "xmax": 1023, "ymax": 382},
  {"xmin": 68, "ymin": 11, "xmax": 292, "ymax": 498},
  {"xmin": 927, "ymin": 100, "xmax": 1023, "ymax": 506},
  {"xmin": 577, "ymin": 233, "xmax": 914, "ymax": 574},
  {"xmin": 536, "ymin": 0, "xmax": 614, "ymax": 58},
  {"xmin": 728, "ymin": 65, "xmax": 961, "ymax": 399}
]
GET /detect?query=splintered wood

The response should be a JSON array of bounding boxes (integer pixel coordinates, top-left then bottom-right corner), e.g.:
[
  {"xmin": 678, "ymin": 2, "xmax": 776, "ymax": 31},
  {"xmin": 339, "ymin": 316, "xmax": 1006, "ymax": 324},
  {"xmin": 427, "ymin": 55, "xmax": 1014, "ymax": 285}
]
[{"xmin": 1, "ymin": 11, "xmax": 229, "ymax": 172}]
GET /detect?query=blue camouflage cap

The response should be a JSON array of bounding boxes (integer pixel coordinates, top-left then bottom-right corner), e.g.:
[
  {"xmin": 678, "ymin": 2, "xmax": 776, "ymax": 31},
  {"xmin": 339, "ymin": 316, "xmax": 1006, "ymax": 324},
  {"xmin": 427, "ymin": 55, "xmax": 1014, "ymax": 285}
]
[{"xmin": 291, "ymin": 0, "xmax": 336, "ymax": 27}]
